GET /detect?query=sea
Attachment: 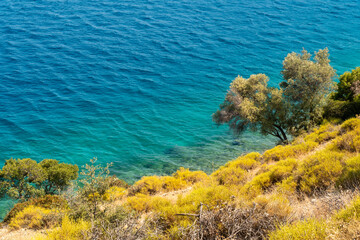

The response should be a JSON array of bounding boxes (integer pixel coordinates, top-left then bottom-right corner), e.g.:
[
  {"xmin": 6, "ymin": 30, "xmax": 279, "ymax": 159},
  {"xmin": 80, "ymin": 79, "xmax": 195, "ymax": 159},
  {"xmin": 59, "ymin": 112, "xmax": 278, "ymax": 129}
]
[{"xmin": 0, "ymin": 0, "xmax": 360, "ymax": 217}]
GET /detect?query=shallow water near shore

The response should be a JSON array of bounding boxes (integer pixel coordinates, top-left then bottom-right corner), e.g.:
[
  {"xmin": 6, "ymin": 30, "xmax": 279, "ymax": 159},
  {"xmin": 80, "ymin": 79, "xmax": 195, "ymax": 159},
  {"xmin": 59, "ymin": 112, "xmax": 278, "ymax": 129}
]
[{"xmin": 1, "ymin": 0, "xmax": 360, "ymax": 218}]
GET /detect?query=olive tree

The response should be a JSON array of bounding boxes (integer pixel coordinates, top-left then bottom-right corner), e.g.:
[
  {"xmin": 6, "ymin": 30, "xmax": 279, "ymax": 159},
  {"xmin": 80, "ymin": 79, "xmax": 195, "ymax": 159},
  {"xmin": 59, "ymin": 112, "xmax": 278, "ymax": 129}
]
[
  {"xmin": 213, "ymin": 74, "xmax": 290, "ymax": 143},
  {"xmin": 280, "ymin": 48, "xmax": 336, "ymax": 134},
  {"xmin": 214, "ymin": 48, "xmax": 336, "ymax": 143}
]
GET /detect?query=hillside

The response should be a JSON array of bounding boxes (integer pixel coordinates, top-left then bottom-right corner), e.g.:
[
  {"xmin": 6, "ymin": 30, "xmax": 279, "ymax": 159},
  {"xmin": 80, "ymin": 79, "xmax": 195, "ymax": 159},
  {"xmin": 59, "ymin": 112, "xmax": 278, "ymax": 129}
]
[{"xmin": 2, "ymin": 117, "xmax": 360, "ymax": 239}]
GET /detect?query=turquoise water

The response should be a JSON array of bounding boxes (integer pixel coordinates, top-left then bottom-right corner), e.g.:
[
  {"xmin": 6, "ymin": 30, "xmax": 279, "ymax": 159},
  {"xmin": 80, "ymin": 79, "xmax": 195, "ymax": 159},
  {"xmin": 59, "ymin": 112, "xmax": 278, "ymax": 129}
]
[{"xmin": 1, "ymin": 0, "xmax": 360, "ymax": 189}]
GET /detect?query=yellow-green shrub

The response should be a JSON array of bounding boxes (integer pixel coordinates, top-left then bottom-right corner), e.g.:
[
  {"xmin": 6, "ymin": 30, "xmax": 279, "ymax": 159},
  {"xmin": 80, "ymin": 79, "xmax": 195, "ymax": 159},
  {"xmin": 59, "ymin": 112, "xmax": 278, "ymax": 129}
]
[
  {"xmin": 296, "ymin": 150, "xmax": 344, "ymax": 194},
  {"xmin": 102, "ymin": 186, "xmax": 127, "ymax": 201},
  {"xmin": 9, "ymin": 206, "xmax": 63, "ymax": 230},
  {"xmin": 262, "ymin": 141, "xmax": 318, "ymax": 162},
  {"xmin": 231, "ymin": 152, "xmax": 261, "ymax": 169},
  {"xmin": 242, "ymin": 172, "xmax": 272, "ymax": 197},
  {"xmin": 335, "ymin": 196, "xmax": 360, "ymax": 222},
  {"xmin": 129, "ymin": 168, "xmax": 209, "ymax": 196},
  {"xmin": 126, "ymin": 194, "xmax": 151, "ymax": 212},
  {"xmin": 304, "ymin": 123, "xmax": 339, "ymax": 144},
  {"xmin": 172, "ymin": 167, "xmax": 209, "ymax": 184},
  {"xmin": 262, "ymin": 145, "xmax": 289, "ymax": 162},
  {"xmin": 212, "ymin": 166, "xmax": 247, "ymax": 186},
  {"xmin": 4, "ymin": 195, "xmax": 68, "ymax": 223},
  {"xmin": 268, "ymin": 219, "xmax": 327, "ymax": 240},
  {"xmin": 177, "ymin": 185, "xmax": 232, "ymax": 213},
  {"xmin": 162, "ymin": 176, "xmax": 187, "ymax": 191},
  {"xmin": 340, "ymin": 118, "xmax": 360, "ymax": 132},
  {"xmin": 276, "ymin": 176, "xmax": 297, "ymax": 194},
  {"xmin": 130, "ymin": 176, "xmax": 164, "ymax": 195},
  {"xmin": 333, "ymin": 131, "xmax": 360, "ymax": 152},
  {"xmin": 149, "ymin": 196, "xmax": 173, "ymax": 212},
  {"xmin": 38, "ymin": 215, "xmax": 90, "ymax": 240},
  {"xmin": 211, "ymin": 152, "xmax": 260, "ymax": 186},
  {"xmin": 337, "ymin": 155, "xmax": 360, "ymax": 188},
  {"xmin": 242, "ymin": 158, "xmax": 298, "ymax": 197},
  {"xmin": 354, "ymin": 136, "xmax": 360, "ymax": 152},
  {"xmin": 126, "ymin": 194, "xmax": 171, "ymax": 212}
]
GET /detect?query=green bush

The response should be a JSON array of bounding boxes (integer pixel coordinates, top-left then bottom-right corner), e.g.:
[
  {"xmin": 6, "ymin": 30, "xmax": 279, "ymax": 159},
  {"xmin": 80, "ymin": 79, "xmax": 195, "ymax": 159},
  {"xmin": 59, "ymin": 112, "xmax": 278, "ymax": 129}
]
[
  {"xmin": 333, "ymin": 67, "xmax": 360, "ymax": 101},
  {"xmin": 103, "ymin": 206, "xmax": 129, "ymax": 224},
  {"xmin": 323, "ymin": 100, "xmax": 360, "ymax": 120},
  {"xmin": 0, "ymin": 158, "xmax": 78, "ymax": 201}
]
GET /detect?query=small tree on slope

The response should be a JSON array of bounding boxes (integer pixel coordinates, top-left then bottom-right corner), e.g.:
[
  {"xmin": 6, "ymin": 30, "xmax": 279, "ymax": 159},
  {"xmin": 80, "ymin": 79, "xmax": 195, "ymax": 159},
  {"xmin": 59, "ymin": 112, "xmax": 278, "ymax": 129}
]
[{"xmin": 213, "ymin": 48, "xmax": 336, "ymax": 143}]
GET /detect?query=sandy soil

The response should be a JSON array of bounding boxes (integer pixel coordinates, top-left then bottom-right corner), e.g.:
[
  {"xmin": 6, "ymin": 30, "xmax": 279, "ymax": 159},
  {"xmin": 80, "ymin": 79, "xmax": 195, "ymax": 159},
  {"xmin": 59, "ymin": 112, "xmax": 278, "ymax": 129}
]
[{"xmin": 0, "ymin": 228, "xmax": 46, "ymax": 240}]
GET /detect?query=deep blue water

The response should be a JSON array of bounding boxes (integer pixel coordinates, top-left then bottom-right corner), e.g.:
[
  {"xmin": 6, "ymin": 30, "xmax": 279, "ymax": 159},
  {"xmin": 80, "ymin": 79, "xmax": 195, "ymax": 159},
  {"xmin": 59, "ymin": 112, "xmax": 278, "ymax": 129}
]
[{"xmin": 0, "ymin": 0, "xmax": 360, "ymax": 208}]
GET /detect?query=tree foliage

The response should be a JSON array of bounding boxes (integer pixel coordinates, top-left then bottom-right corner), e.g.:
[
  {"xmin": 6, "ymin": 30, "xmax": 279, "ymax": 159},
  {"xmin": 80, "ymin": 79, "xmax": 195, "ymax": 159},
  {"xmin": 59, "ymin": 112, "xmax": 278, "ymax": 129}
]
[
  {"xmin": 213, "ymin": 74, "xmax": 290, "ymax": 142},
  {"xmin": 323, "ymin": 66, "xmax": 360, "ymax": 120},
  {"xmin": 0, "ymin": 158, "xmax": 78, "ymax": 201},
  {"xmin": 280, "ymin": 48, "xmax": 336, "ymax": 132},
  {"xmin": 213, "ymin": 48, "xmax": 336, "ymax": 142},
  {"xmin": 333, "ymin": 66, "xmax": 360, "ymax": 101}
]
